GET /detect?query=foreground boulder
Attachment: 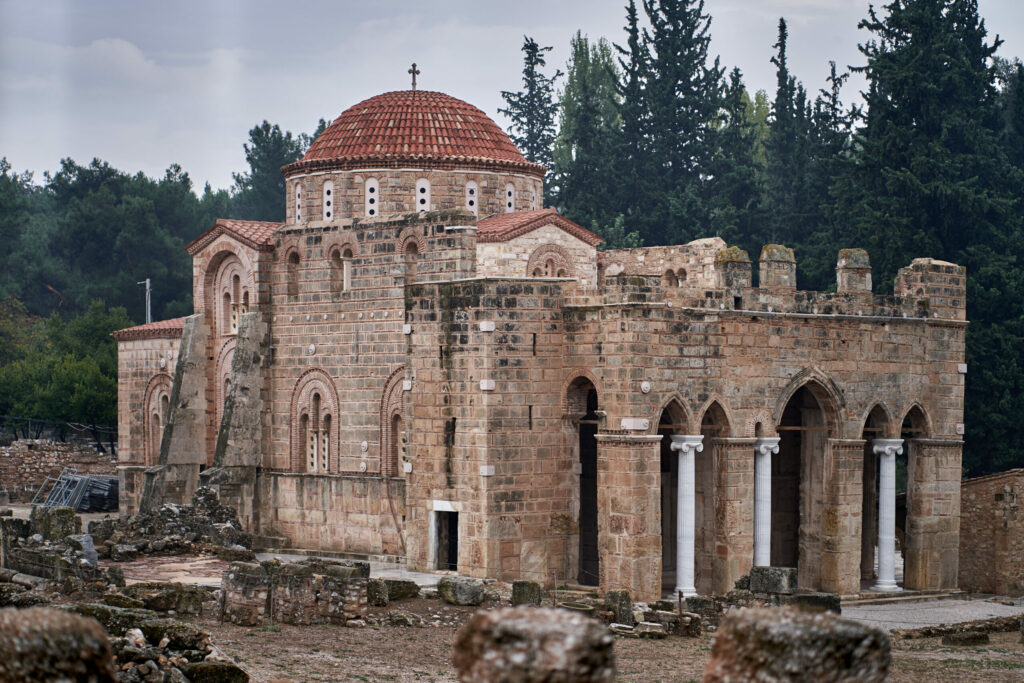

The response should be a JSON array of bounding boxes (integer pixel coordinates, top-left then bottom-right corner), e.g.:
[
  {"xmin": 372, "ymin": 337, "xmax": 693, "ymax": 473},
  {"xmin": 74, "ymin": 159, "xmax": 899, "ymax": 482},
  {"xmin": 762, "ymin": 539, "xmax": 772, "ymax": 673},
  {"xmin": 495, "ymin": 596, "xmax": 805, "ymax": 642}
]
[
  {"xmin": 453, "ymin": 606, "xmax": 615, "ymax": 682},
  {"xmin": 704, "ymin": 607, "xmax": 890, "ymax": 682},
  {"xmin": 0, "ymin": 606, "xmax": 116, "ymax": 682}
]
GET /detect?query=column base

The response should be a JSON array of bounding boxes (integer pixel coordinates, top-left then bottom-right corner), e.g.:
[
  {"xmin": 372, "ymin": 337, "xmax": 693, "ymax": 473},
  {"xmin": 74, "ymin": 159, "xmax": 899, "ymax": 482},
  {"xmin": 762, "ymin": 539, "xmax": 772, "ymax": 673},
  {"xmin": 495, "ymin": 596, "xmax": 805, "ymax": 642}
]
[
  {"xmin": 871, "ymin": 580, "xmax": 901, "ymax": 592},
  {"xmin": 676, "ymin": 586, "xmax": 697, "ymax": 598}
]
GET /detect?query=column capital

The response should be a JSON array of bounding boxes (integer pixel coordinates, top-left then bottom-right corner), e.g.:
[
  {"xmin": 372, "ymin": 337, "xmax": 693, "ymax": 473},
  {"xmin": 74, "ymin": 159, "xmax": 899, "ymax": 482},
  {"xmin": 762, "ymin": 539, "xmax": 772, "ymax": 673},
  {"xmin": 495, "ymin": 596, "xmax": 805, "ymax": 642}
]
[
  {"xmin": 872, "ymin": 438, "xmax": 904, "ymax": 457},
  {"xmin": 754, "ymin": 436, "xmax": 780, "ymax": 456},
  {"xmin": 669, "ymin": 434, "xmax": 704, "ymax": 455}
]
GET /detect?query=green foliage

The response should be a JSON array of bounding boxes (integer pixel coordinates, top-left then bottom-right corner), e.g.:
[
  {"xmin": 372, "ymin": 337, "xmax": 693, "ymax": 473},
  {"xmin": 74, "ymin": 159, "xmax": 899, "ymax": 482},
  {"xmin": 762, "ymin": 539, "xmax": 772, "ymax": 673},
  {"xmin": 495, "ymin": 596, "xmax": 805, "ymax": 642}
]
[
  {"xmin": 500, "ymin": 36, "xmax": 563, "ymax": 196},
  {"xmin": 231, "ymin": 121, "xmax": 310, "ymax": 221}
]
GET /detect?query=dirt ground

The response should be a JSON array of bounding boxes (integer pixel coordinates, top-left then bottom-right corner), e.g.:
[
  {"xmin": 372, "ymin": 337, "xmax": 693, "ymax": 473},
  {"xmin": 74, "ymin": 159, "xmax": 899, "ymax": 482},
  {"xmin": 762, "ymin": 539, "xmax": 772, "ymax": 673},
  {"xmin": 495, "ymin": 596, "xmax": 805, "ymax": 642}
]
[{"xmin": 185, "ymin": 598, "xmax": 1024, "ymax": 683}]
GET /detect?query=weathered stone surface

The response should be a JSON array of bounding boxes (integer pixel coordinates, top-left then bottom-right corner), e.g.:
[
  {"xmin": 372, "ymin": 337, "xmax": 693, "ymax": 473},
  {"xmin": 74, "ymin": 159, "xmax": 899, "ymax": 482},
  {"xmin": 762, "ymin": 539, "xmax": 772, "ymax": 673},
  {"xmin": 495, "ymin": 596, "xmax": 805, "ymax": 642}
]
[
  {"xmin": 65, "ymin": 602, "xmax": 159, "ymax": 637},
  {"xmin": 182, "ymin": 660, "xmax": 251, "ymax": 682},
  {"xmin": 139, "ymin": 617, "xmax": 211, "ymax": 651},
  {"xmin": 124, "ymin": 581, "xmax": 205, "ymax": 614},
  {"xmin": 438, "ymin": 577, "xmax": 484, "ymax": 606},
  {"xmin": 605, "ymin": 590, "xmax": 634, "ymax": 626},
  {"xmin": 942, "ymin": 631, "xmax": 990, "ymax": 646},
  {"xmin": 453, "ymin": 606, "xmax": 615, "ymax": 682},
  {"xmin": 367, "ymin": 578, "xmax": 389, "ymax": 607},
  {"xmin": 0, "ymin": 606, "xmax": 116, "ymax": 681},
  {"xmin": 0, "ymin": 582, "xmax": 27, "ymax": 606},
  {"xmin": 704, "ymin": 607, "xmax": 890, "ymax": 682},
  {"xmin": 635, "ymin": 621, "xmax": 667, "ymax": 639},
  {"xmin": 388, "ymin": 609, "xmax": 424, "ymax": 627},
  {"xmin": 103, "ymin": 592, "xmax": 146, "ymax": 609},
  {"xmin": 65, "ymin": 533, "xmax": 98, "ymax": 565},
  {"xmin": 385, "ymin": 578, "xmax": 420, "ymax": 601},
  {"xmin": 749, "ymin": 566, "xmax": 799, "ymax": 595},
  {"xmin": 511, "ymin": 580, "xmax": 543, "ymax": 606},
  {"xmin": 780, "ymin": 592, "xmax": 841, "ymax": 614},
  {"xmin": 28, "ymin": 506, "xmax": 80, "ymax": 541}
]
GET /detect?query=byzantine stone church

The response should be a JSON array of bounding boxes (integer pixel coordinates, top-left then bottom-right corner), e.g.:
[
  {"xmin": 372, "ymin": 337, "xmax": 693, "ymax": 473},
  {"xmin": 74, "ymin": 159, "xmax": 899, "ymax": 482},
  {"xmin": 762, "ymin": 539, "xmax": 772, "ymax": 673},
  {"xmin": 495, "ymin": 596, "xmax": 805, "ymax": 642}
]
[{"xmin": 114, "ymin": 84, "xmax": 966, "ymax": 601}]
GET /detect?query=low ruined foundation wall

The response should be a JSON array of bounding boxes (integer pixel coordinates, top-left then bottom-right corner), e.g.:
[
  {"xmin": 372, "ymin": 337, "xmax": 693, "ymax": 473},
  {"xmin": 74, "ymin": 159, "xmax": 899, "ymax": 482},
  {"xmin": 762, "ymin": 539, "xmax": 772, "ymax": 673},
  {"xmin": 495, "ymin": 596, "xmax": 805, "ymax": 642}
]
[
  {"xmin": 257, "ymin": 472, "xmax": 405, "ymax": 557},
  {"xmin": 222, "ymin": 560, "xmax": 368, "ymax": 626},
  {"xmin": 959, "ymin": 469, "xmax": 1024, "ymax": 595},
  {"xmin": 0, "ymin": 440, "xmax": 117, "ymax": 503}
]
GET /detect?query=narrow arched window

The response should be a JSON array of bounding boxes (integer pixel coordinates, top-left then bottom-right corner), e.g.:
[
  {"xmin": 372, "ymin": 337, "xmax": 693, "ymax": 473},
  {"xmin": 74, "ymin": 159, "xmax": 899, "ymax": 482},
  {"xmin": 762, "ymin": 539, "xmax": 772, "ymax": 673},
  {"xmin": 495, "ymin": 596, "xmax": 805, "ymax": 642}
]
[
  {"xmin": 404, "ymin": 241, "xmax": 419, "ymax": 283},
  {"xmin": 241, "ymin": 290, "xmax": 249, "ymax": 314},
  {"xmin": 365, "ymin": 178, "xmax": 379, "ymax": 217},
  {"xmin": 342, "ymin": 248, "xmax": 353, "ymax": 291},
  {"xmin": 287, "ymin": 251, "xmax": 299, "ymax": 298},
  {"xmin": 294, "ymin": 183, "xmax": 303, "ymax": 223},
  {"xmin": 663, "ymin": 269, "xmax": 678, "ymax": 288},
  {"xmin": 677, "ymin": 269, "xmax": 687, "ymax": 283},
  {"xmin": 390, "ymin": 414, "xmax": 402, "ymax": 476},
  {"xmin": 230, "ymin": 274, "xmax": 241, "ymax": 333},
  {"xmin": 531, "ymin": 191, "xmax": 538, "ymax": 211},
  {"xmin": 505, "ymin": 183, "xmax": 515, "ymax": 213},
  {"xmin": 222, "ymin": 292, "xmax": 233, "ymax": 335},
  {"xmin": 466, "ymin": 181, "xmax": 479, "ymax": 216},
  {"xmin": 322, "ymin": 180, "xmax": 334, "ymax": 221},
  {"xmin": 415, "ymin": 178, "xmax": 430, "ymax": 212}
]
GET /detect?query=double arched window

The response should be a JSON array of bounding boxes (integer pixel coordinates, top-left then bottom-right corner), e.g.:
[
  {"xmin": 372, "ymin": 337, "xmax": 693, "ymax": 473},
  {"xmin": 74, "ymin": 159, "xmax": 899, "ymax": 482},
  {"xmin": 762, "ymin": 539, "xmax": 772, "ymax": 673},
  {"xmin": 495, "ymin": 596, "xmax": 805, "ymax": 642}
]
[{"xmin": 290, "ymin": 370, "xmax": 339, "ymax": 474}]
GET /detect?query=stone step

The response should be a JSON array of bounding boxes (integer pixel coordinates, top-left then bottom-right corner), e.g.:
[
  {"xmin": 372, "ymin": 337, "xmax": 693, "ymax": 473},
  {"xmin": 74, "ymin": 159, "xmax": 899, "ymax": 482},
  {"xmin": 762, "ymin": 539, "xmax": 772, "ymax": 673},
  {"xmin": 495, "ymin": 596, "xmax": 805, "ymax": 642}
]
[{"xmin": 843, "ymin": 589, "xmax": 966, "ymax": 606}]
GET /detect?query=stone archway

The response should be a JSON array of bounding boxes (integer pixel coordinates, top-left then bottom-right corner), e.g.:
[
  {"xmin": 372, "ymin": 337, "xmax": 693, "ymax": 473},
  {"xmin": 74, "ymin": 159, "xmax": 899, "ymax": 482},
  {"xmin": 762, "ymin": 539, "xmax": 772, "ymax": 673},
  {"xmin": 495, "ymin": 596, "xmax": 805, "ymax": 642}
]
[
  {"xmin": 860, "ymin": 404, "xmax": 892, "ymax": 588},
  {"xmin": 566, "ymin": 376, "xmax": 599, "ymax": 586}
]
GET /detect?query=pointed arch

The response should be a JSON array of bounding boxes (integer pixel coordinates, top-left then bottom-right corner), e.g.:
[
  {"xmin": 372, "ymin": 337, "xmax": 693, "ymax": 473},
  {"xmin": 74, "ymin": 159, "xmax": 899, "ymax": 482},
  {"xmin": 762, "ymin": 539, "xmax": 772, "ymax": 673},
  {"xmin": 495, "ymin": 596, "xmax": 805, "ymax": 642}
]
[
  {"xmin": 561, "ymin": 369, "xmax": 601, "ymax": 418},
  {"xmin": 772, "ymin": 368, "xmax": 845, "ymax": 436},
  {"xmin": 899, "ymin": 403, "xmax": 932, "ymax": 438},
  {"xmin": 214, "ymin": 338, "xmax": 236, "ymax": 431},
  {"xmin": 696, "ymin": 396, "xmax": 734, "ymax": 438},
  {"xmin": 860, "ymin": 402, "xmax": 895, "ymax": 438},
  {"xmin": 142, "ymin": 373, "xmax": 173, "ymax": 466},
  {"xmin": 653, "ymin": 394, "xmax": 693, "ymax": 434},
  {"xmin": 380, "ymin": 366, "xmax": 407, "ymax": 477}
]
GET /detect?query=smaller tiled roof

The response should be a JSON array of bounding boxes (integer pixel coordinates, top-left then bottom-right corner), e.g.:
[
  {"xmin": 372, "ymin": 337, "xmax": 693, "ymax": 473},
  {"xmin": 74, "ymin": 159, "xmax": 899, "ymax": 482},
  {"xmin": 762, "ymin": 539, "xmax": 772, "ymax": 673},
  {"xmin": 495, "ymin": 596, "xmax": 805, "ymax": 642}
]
[
  {"xmin": 186, "ymin": 219, "xmax": 282, "ymax": 255},
  {"xmin": 476, "ymin": 209, "xmax": 603, "ymax": 247},
  {"xmin": 111, "ymin": 317, "xmax": 186, "ymax": 341}
]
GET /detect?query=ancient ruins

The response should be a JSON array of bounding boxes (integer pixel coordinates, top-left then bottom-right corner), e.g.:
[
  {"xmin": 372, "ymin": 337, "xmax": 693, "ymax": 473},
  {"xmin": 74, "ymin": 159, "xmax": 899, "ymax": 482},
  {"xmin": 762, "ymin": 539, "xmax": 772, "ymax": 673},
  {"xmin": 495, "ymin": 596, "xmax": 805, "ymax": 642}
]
[{"xmin": 113, "ymin": 87, "xmax": 966, "ymax": 603}]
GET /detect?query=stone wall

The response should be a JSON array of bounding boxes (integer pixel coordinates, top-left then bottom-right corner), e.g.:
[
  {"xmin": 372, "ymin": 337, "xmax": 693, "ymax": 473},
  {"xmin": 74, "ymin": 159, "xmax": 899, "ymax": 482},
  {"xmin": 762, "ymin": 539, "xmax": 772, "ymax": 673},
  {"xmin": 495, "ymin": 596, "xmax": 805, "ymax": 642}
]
[
  {"xmin": 959, "ymin": 469, "xmax": 1024, "ymax": 595},
  {"xmin": 0, "ymin": 441, "xmax": 117, "ymax": 503},
  {"xmin": 476, "ymin": 223, "xmax": 599, "ymax": 286}
]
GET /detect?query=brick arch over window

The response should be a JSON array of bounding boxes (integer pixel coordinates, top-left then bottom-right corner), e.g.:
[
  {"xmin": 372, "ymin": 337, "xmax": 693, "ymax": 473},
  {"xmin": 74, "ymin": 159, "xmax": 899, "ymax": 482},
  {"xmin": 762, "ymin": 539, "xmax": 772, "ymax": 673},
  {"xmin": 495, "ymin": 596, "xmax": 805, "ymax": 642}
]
[
  {"xmin": 380, "ymin": 367, "xmax": 406, "ymax": 477},
  {"xmin": 143, "ymin": 373, "xmax": 173, "ymax": 466},
  {"xmin": 202, "ymin": 248, "xmax": 255, "ymax": 332},
  {"xmin": 289, "ymin": 369, "xmax": 340, "ymax": 473},
  {"xmin": 215, "ymin": 338, "xmax": 236, "ymax": 430},
  {"xmin": 328, "ymin": 239, "xmax": 359, "ymax": 294},
  {"xmin": 527, "ymin": 244, "xmax": 573, "ymax": 278}
]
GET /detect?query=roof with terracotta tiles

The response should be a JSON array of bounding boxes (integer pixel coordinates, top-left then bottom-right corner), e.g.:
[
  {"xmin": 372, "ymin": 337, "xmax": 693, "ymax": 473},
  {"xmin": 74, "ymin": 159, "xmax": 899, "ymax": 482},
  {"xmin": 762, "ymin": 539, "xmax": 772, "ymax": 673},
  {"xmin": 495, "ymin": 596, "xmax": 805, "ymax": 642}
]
[
  {"xmin": 283, "ymin": 90, "xmax": 546, "ymax": 177},
  {"xmin": 111, "ymin": 317, "xmax": 186, "ymax": 341},
  {"xmin": 477, "ymin": 208, "xmax": 603, "ymax": 247},
  {"xmin": 186, "ymin": 219, "xmax": 282, "ymax": 255}
]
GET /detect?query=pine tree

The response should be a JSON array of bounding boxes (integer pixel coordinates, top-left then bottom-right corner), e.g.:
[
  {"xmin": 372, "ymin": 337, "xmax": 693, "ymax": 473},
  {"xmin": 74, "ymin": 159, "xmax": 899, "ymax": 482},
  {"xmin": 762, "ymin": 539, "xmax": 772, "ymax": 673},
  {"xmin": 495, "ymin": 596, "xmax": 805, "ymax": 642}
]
[
  {"xmin": 639, "ymin": 0, "xmax": 724, "ymax": 245},
  {"xmin": 840, "ymin": 0, "xmax": 1021, "ymax": 475},
  {"xmin": 614, "ymin": 0, "xmax": 650, "ymax": 226},
  {"xmin": 500, "ymin": 36, "xmax": 562, "ymax": 199},
  {"xmin": 552, "ymin": 33, "xmax": 622, "ymax": 232},
  {"xmin": 231, "ymin": 121, "xmax": 307, "ymax": 222}
]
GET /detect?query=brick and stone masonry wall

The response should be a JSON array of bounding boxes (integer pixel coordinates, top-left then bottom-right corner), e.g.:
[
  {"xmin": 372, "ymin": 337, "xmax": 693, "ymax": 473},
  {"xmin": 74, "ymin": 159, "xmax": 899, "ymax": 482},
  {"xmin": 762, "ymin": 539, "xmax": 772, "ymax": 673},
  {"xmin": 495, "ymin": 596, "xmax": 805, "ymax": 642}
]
[
  {"xmin": 476, "ymin": 223, "xmax": 599, "ymax": 286},
  {"xmin": 0, "ymin": 440, "xmax": 117, "ymax": 503},
  {"xmin": 959, "ymin": 469, "xmax": 1024, "ymax": 595}
]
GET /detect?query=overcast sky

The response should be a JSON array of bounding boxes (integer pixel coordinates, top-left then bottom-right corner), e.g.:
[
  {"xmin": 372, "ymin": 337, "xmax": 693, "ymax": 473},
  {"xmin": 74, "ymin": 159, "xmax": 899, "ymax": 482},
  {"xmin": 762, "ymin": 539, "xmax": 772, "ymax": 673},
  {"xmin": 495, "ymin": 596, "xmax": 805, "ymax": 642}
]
[{"xmin": 2, "ymin": 0, "xmax": 1022, "ymax": 192}]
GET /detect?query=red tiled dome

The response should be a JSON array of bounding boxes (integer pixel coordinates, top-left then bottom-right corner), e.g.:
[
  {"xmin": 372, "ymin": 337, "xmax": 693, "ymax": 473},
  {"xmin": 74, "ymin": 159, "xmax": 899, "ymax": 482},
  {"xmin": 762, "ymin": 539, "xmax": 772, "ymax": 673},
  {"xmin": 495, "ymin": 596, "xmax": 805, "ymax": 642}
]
[{"xmin": 284, "ymin": 90, "xmax": 545, "ymax": 177}]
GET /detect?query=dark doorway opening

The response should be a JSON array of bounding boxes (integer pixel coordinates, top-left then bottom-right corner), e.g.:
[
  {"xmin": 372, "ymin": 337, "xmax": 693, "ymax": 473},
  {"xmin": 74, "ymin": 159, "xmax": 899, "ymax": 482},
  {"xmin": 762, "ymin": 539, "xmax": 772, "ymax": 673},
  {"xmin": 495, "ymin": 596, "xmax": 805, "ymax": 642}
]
[
  {"xmin": 578, "ymin": 388, "xmax": 599, "ymax": 585},
  {"xmin": 436, "ymin": 511, "xmax": 458, "ymax": 571}
]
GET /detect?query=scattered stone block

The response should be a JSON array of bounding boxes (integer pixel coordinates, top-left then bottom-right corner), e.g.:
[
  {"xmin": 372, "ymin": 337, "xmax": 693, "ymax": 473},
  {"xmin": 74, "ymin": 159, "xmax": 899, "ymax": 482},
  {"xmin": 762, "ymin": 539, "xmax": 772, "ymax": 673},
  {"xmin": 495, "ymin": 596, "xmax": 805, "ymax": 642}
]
[
  {"xmin": 103, "ymin": 592, "xmax": 146, "ymax": 609},
  {"xmin": 453, "ymin": 606, "xmax": 615, "ymax": 682},
  {"xmin": 388, "ymin": 610, "xmax": 424, "ymax": 627},
  {"xmin": 605, "ymin": 589, "xmax": 634, "ymax": 626},
  {"xmin": 124, "ymin": 581, "xmax": 205, "ymax": 615},
  {"xmin": 216, "ymin": 545, "xmax": 257, "ymax": 562},
  {"xmin": 704, "ymin": 607, "xmax": 890, "ymax": 682},
  {"xmin": 0, "ymin": 582, "xmax": 27, "ymax": 606},
  {"xmin": 182, "ymin": 660, "xmax": 250, "ymax": 682},
  {"xmin": 0, "ymin": 607, "xmax": 116, "ymax": 681},
  {"xmin": 367, "ymin": 578, "xmax": 389, "ymax": 607},
  {"xmin": 139, "ymin": 617, "xmax": 210, "ymax": 651},
  {"xmin": 511, "ymin": 580, "xmax": 543, "ymax": 606},
  {"xmin": 635, "ymin": 621, "xmax": 667, "ymax": 639},
  {"xmin": 28, "ymin": 506, "xmax": 80, "ymax": 541},
  {"xmin": 780, "ymin": 592, "xmax": 841, "ymax": 614},
  {"xmin": 749, "ymin": 566, "xmax": 798, "ymax": 595},
  {"xmin": 385, "ymin": 578, "xmax": 421, "ymax": 601},
  {"xmin": 65, "ymin": 533, "xmax": 98, "ymax": 565},
  {"xmin": 942, "ymin": 631, "xmax": 990, "ymax": 646},
  {"xmin": 609, "ymin": 623, "xmax": 637, "ymax": 637},
  {"xmin": 438, "ymin": 576, "xmax": 484, "ymax": 606},
  {"xmin": 65, "ymin": 602, "xmax": 159, "ymax": 637}
]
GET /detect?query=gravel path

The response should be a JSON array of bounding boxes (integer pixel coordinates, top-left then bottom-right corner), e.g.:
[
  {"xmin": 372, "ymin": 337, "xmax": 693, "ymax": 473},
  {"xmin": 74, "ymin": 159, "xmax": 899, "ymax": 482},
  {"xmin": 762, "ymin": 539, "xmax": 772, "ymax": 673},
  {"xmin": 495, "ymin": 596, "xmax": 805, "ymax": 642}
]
[{"xmin": 844, "ymin": 598, "xmax": 1024, "ymax": 631}]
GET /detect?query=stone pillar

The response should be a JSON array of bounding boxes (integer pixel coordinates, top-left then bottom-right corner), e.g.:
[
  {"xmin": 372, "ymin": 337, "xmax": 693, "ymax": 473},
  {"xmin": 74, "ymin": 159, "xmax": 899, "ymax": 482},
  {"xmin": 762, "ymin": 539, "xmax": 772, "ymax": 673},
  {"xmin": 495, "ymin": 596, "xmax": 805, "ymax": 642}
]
[
  {"xmin": 820, "ymin": 439, "xmax": 865, "ymax": 596},
  {"xmin": 713, "ymin": 438, "xmax": 756, "ymax": 594},
  {"xmin": 670, "ymin": 434, "xmax": 704, "ymax": 597},
  {"xmin": 904, "ymin": 439, "xmax": 963, "ymax": 590},
  {"xmin": 595, "ymin": 433, "xmax": 662, "ymax": 602},
  {"xmin": 753, "ymin": 437, "xmax": 779, "ymax": 567},
  {"xmin": 872, "ymin": 439, "xmax": 903, "ymax": 592}
]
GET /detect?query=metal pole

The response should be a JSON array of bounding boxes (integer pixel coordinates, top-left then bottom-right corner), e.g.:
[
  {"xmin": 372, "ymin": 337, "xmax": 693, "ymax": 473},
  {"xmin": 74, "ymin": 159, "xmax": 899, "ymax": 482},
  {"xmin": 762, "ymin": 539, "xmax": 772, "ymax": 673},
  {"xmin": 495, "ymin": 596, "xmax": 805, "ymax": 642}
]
[{"xmin": 137, "ymin": 278, "xmax": 151, "ymax": 324}]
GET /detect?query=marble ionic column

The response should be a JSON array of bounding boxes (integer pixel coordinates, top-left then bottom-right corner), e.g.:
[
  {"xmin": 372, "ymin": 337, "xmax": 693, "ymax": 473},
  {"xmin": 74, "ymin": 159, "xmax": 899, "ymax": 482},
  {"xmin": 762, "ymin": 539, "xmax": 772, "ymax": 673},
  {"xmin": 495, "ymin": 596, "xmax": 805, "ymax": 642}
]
[
  {"xmin": 873, "ymin": 438, "xmax": 904, "ymax": 591},
  {"xmin": 753, "ymin": 437, "xmax": 780, "ymax": 567},
  {"xmin": 669, "ymin": 434, "xmax": 704, "ymax": 597}
]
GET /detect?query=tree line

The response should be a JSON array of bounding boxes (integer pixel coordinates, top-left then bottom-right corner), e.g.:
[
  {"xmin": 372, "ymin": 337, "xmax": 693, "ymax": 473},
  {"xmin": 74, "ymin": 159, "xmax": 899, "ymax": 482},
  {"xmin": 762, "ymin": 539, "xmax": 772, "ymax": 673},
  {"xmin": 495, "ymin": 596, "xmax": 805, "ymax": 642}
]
[{"xmin": 499, "ymin": 0, "xmax": 1024, "ymax": 477}]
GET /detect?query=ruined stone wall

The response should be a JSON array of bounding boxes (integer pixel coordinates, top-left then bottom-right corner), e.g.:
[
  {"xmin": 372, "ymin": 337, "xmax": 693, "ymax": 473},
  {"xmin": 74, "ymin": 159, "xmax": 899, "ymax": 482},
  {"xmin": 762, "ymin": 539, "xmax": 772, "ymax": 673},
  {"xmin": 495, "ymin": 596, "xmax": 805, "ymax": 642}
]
[
  {"xmin": 284, "ymin": 169, "xmax": 543, "ymax": 224},
  {"xmin": 115, "ymin": 335, "xmax": 181, "ymax": 514},
  {"xmin": 959, "ymin": 469, "xmax": 1024, "ymax": 595},
  {"xmin": 0, "ymin": 441, "xmax": 117, "ymax": 503},
  {"xmin": 256, "ymin": 473, "xmax": 405, "ymax": 556},
  {"xmin": 476, "ymin": 223, "xmax": 599, "ymax": 286},
  {"xmin": 403, "ymin": 278, "xmax": 572, "ymax": 584},
  {"xmin": 598, "ymin": 238, "xmax": 726, "ymax": 286}
]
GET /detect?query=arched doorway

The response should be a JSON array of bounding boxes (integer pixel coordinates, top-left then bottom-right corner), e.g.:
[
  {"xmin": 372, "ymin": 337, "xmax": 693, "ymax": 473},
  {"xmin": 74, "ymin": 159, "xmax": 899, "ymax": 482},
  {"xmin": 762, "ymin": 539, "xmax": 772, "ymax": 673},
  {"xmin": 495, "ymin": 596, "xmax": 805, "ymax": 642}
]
[
  {"xmin": 899, "ymin": 406, "xmax": 928, "ymax": 587},
  {"xmin": 860, "ymin": 405, "xmax": 891, "ymax": 587},
  {"xmin": 658, "ymin": 400, "xmax": 688, "ymax": 595},
  {"xmin": 567, "ymin": 377, "xmax": 599, "ymax": 586},
  {"xmin": 698, "ymin": 402, "xmax": 729, "ymax": 594},
  {"xmin": 775, "ymin": 383, "xmax": 835, "ymax": 589}
]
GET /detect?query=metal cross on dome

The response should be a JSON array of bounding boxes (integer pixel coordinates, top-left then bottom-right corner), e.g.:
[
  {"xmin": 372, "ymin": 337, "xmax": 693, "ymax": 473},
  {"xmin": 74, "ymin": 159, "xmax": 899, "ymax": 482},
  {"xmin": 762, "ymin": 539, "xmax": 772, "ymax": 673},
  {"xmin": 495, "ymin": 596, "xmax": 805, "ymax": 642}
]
[{"xmin": 409, "ymin": 63, "xmax": 420, "ymax": 90}]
